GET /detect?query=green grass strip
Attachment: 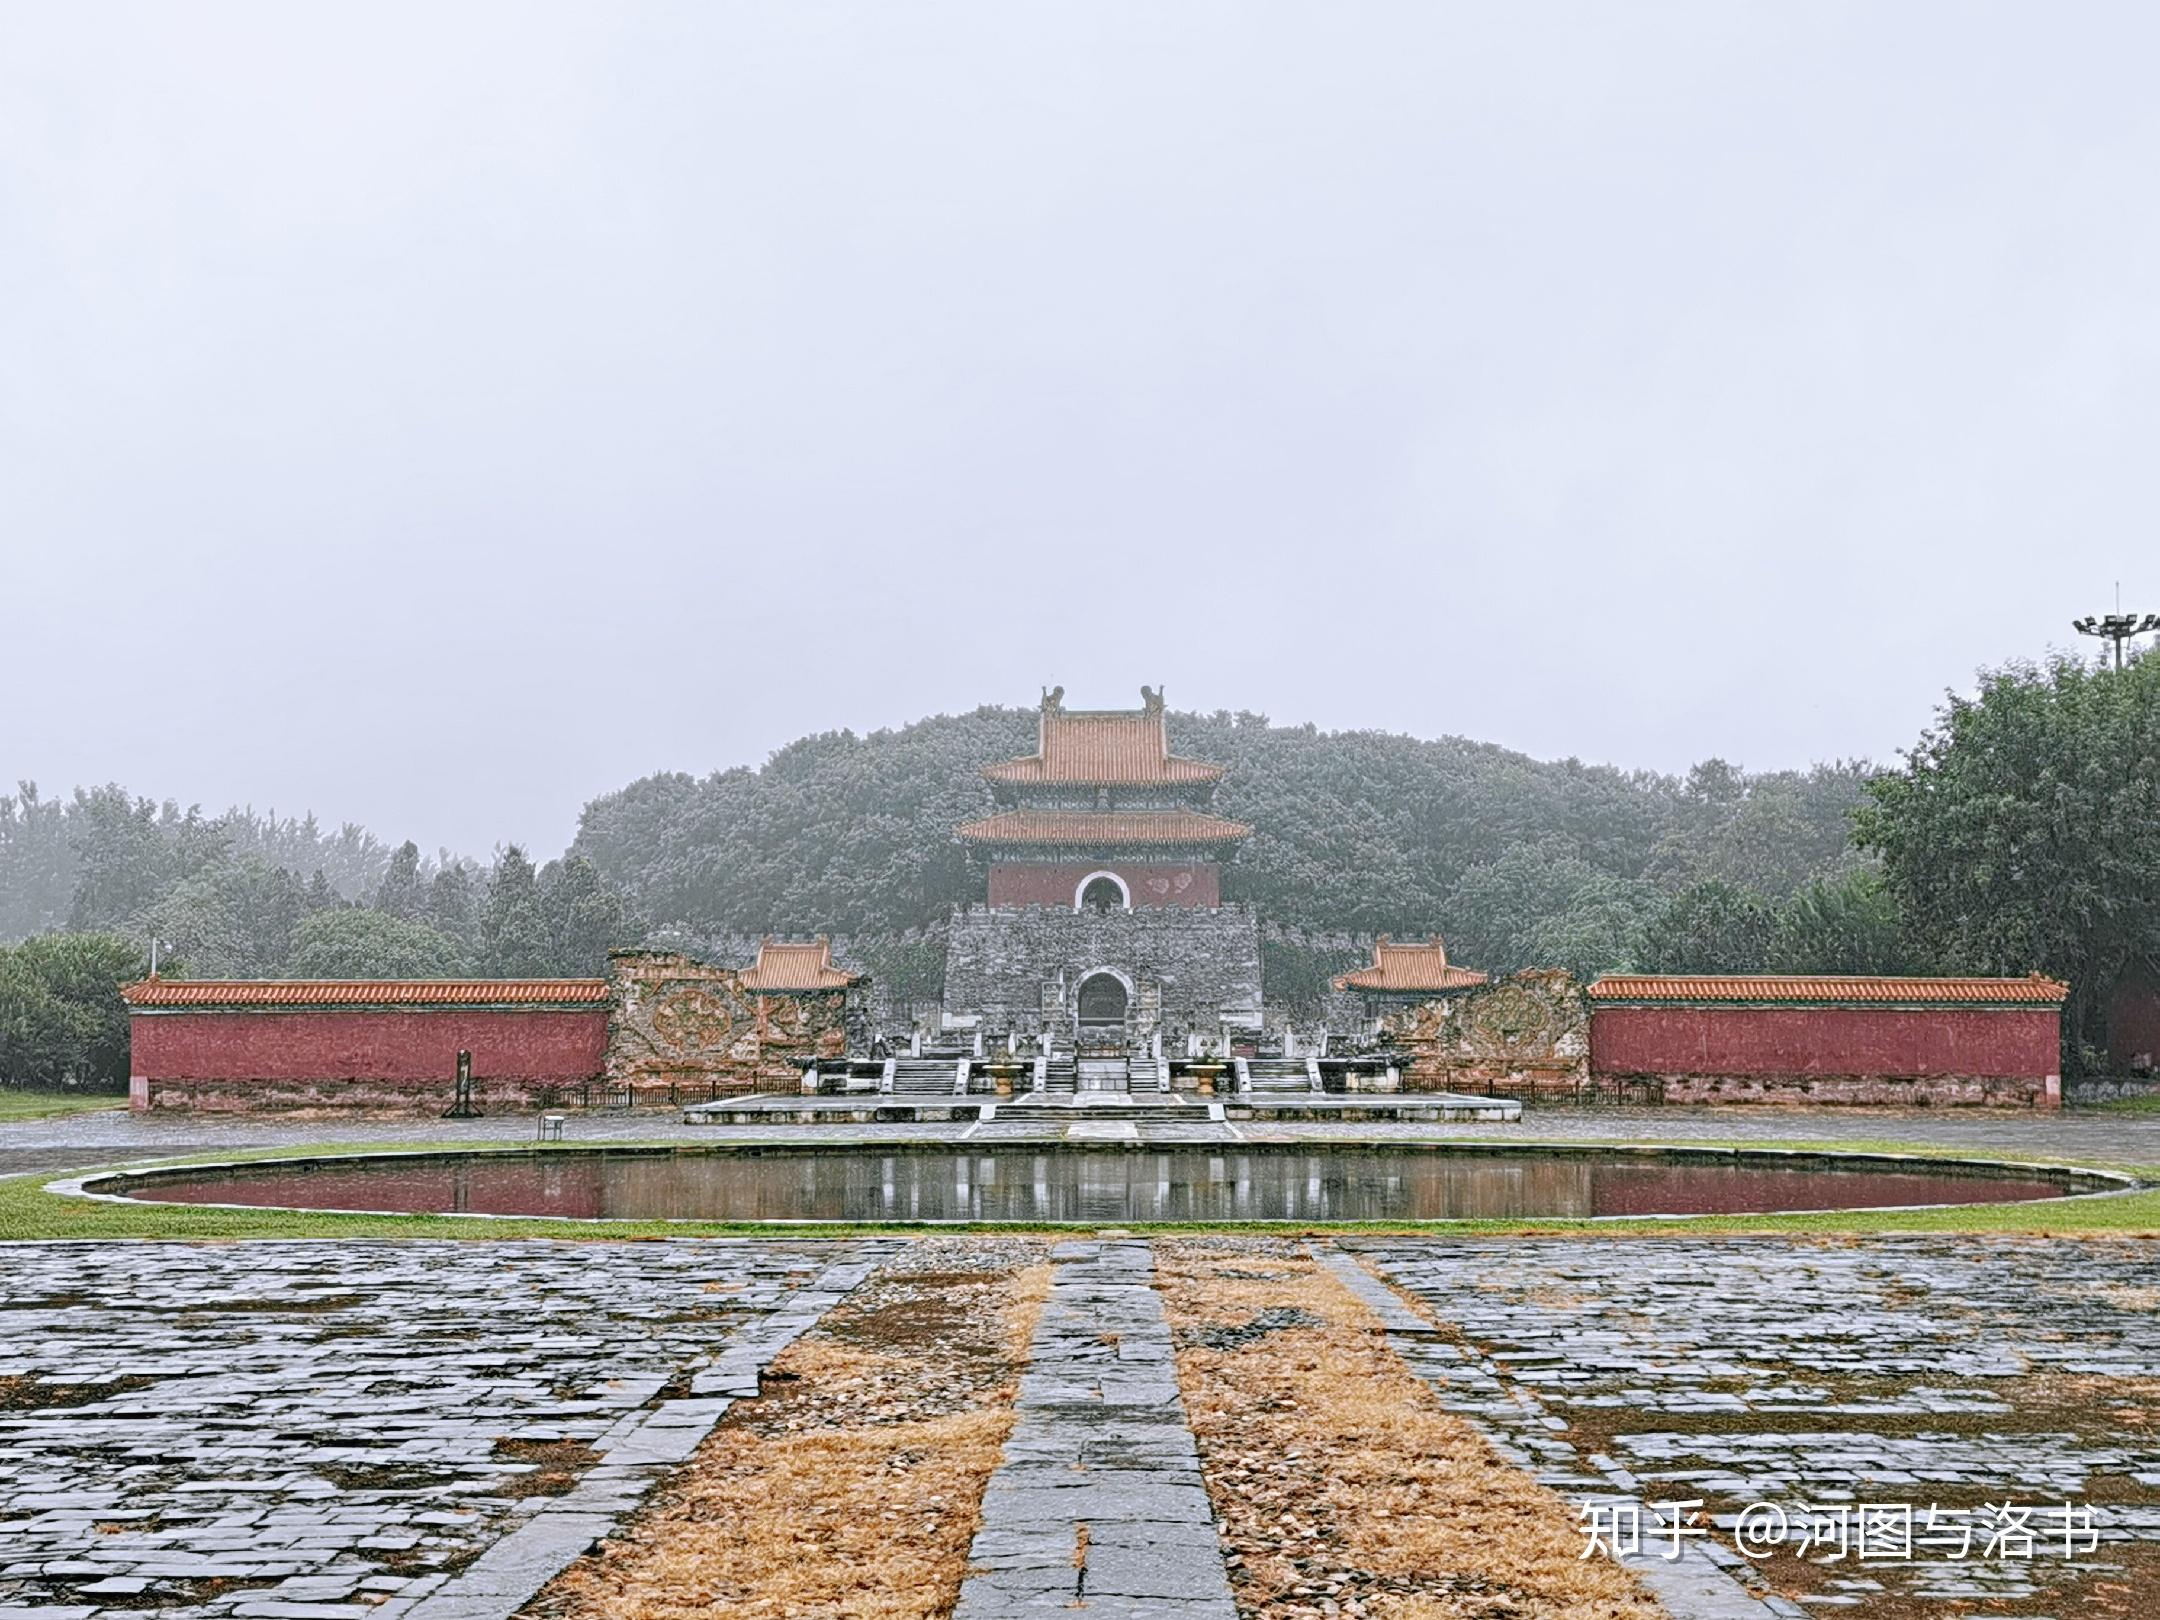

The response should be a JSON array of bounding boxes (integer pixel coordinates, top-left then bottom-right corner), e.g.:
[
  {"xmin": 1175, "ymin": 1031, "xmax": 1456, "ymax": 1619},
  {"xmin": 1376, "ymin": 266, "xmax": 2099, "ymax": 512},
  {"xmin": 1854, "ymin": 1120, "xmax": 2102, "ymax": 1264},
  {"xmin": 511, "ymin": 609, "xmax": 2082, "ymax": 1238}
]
[{"xmin": 0, "ymin": 1090, "xmax": 127, "ymax": 1123}]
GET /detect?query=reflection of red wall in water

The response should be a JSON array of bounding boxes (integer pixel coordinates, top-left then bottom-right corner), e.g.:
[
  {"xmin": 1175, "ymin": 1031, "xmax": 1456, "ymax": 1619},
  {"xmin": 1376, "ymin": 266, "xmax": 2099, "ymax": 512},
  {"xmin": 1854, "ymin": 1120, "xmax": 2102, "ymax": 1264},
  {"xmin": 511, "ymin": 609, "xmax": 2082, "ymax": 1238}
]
[
  {"xmin": 1591, "ymin": 1008, "xmax": 2059, "ymax": 1081},
  {"xmin": 133, "ymin": 1010, "xmax": 607, "ymax": 1084}
]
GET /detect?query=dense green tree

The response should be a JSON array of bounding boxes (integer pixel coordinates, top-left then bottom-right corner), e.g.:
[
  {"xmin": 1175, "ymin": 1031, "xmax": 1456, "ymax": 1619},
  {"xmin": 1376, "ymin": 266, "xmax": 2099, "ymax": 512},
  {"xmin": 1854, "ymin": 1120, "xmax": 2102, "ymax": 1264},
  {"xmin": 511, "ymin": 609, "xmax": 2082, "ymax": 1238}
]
[
  {"xmin": 1857, "ymin": 652, "xmax": 2160, "ymax": 1063},
  {"xmin": 124, "ymin": 858, "xmax": 308, "ymax": 979},
  {"xmin": 288, "ymin": 908, "xmax": 470, "ymax": 978},
  {"xmin": 0, "ymin": 965, "xmax": 87, "ymax": 1086},
  {"xmin": 535, "ymin": 855, "xmax": 636, "ymax": 974},
  {"xmin": 1769, "ymin": 867, "xmax": 1918, "ymax": 976},
  {"xmin": 1442, "ymin": 843, "xmax": 1662, "ymax": 976},
  {"xmin": 426, "ymin": 864, "xmax": 478, "ymax": 947},
  {"xmin": 1641, "ymin": 880, "xmax": 1778, "ymax": 974},
  {"xmin": 0, "ymin": 783, "xmax": 77, "ymax": 940},
  {"xmin": 479, "ymin": 846, "xmax": 550, "ymax": 976},
  {"xmin": 305, "ymin": 869, "xmax": 340, "ymax": 911},
  {"xmin": 65, "ymin": 787, "xmax": 182, "ymax": 929},
  {"xmin": 0, "ymin": 932, "xmax": 148, "ymax": 1088}
]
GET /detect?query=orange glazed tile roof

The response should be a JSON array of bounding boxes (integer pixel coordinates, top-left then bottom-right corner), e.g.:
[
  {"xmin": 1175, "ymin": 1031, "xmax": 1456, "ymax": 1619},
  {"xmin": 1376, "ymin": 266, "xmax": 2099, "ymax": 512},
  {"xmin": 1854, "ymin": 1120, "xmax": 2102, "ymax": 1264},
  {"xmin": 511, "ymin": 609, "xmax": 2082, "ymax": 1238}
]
[
  {"xmin": 120, "ymin": 978, "xmax": 610, "ymax": 1009},
  {"xmin": 984, "ymin": 689, "xmax": 1224, "ymax": 786},
  {"xmin": 1587, "ymin": 973, "xmax": 2069, "ymax": 1005},
  {"xmin": 738, "ymin": 936, "xmax": 860, "ymax": 991},
  {"xmin": 1333, "ymin": 935, "xmax": 1490, "ymax": 993},
  {"xmin": 956, "ymin": 809, "xmax": 1252, "ymax": 846}
]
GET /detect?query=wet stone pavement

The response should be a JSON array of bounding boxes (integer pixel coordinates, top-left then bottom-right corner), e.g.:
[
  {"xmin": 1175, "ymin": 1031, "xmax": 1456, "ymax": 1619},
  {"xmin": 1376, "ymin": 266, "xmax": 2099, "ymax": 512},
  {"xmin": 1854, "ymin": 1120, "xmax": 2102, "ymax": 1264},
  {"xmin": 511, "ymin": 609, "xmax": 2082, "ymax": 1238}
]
[
  {"xmin": 955, "ymin": 1240, "xmax": 1236, "ymax": 1619},
  {"xmin": 0, "ymin": 1240, "xmax": 888, "ymax": 1620},
  {"xmin": 1351, "ymin": 1235, "xmax": 2160, "ymax": 1617},
  {"xmin": 4, "ymin": 1228, "xmax": 2159, "ymax": 1618}
]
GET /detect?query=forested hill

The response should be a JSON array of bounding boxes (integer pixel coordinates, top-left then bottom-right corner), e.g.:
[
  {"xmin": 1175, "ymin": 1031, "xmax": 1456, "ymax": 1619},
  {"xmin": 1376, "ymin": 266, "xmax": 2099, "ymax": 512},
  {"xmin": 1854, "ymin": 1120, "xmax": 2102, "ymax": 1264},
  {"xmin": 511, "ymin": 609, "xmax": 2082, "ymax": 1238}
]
[
  {"xmin": 570, "ymin": 705, "xmax": 1874, "ymax": 977},
  {"xmin": 16, "ymin": 659, "xmax": 2151, "ymax": 1087}
]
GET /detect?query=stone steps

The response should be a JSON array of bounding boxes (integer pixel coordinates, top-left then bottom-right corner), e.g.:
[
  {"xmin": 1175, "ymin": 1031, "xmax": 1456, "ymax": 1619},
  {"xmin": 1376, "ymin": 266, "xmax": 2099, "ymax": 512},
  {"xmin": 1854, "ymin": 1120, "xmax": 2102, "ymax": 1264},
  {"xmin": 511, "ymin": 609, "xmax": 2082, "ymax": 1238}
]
[{"xmin": 889, "ymin": 1060, "xmax": 964, "ymax": 1095}]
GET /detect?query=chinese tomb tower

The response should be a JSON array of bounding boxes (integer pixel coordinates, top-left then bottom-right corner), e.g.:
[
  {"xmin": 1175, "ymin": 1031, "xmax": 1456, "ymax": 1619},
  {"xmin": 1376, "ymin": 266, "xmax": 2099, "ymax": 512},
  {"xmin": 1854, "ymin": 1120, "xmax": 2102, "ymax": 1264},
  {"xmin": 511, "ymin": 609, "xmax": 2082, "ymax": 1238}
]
[{"xmin": 942, "ymin": 687, "xmax": 1263, "ymax": 1059}]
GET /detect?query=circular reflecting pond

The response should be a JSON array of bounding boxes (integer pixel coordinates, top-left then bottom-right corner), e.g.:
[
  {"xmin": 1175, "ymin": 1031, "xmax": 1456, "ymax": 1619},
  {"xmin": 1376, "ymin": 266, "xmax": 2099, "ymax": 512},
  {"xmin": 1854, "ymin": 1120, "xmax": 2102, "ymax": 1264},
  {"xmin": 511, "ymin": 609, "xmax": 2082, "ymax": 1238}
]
[{"xmin": 85, "ymin": 1146, "xmax": 2115, "ymax": 1224}]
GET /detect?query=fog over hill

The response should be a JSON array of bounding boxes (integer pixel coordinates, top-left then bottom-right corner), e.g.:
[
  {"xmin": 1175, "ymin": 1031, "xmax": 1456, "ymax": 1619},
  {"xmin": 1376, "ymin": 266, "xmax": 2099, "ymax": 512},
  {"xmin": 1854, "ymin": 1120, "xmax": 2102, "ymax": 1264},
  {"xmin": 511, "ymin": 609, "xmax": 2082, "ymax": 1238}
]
[
  {"xmin": 569, "ymin": 705, "xmax": 1872, "ymax": 984},
  {"xmin": 4, "ymin": 707, "xmax": 1871, "ymax": 993}
]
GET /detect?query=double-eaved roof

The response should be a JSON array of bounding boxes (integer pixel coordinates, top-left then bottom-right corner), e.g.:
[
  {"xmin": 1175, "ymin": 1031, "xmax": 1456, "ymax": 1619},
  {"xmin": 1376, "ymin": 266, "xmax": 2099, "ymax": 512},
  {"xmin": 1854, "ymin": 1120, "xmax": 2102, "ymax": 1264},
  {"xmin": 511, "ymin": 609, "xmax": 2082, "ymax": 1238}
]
[
  {"xmin": 1332, "ymin": 935, "xmax": 1490, "ymax": 994},
  {"xmin": 963, "ymin": 686, "xmax": 1248, "ymax": 854},
  {"xmin": 1587, "ymin": 973, "xmax": 2069, "ymax": 1006},
  {"xmin": 983, "ymin": 687, "xmax": 1224, "ymax": 788}
]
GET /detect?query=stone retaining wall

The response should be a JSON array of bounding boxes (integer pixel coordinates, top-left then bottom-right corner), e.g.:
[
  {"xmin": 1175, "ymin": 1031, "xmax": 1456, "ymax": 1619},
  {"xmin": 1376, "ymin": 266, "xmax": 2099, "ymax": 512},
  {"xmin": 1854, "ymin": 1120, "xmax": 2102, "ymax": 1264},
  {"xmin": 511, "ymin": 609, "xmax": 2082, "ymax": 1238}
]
[
  {"xmin": 604, "ymin": 950, "xmax": 852, "ymax": 1097},
  {"xmin": 1377, "ymin": 970, "xmax": 1591, "ymax": 1096}
]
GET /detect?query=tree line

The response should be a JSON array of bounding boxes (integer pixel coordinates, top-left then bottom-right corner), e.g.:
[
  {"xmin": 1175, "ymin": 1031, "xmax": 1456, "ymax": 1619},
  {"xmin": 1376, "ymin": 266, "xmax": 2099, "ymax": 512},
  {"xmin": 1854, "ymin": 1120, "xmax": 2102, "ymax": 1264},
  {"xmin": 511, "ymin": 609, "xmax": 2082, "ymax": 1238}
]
[
  {"xmin": 5, "ymin": 650, "xmax": 2155, "ymax": 1084},
  {"xmin": 0, "ymin": 792, "xmax": 636, "ymax": 1086}
]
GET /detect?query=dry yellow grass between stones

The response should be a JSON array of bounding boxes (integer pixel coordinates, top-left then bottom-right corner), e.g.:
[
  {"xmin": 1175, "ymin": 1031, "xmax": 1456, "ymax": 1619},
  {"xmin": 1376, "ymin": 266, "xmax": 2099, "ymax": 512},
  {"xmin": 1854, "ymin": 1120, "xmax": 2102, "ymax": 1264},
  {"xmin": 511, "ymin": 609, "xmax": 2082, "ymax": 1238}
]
[
  {"xmin": 525, "ymin": 1241, "xmax": 1049, "ymax": 1620},
  {"xmin": 1157, "ymin": 1238, "xmax": 1666, "ymax": 1620}
]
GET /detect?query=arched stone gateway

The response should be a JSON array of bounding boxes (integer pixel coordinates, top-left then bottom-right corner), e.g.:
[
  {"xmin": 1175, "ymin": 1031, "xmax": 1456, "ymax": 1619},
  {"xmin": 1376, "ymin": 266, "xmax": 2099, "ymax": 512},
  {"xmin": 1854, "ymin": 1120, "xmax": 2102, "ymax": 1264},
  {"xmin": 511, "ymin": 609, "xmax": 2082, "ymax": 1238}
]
[
  {"xmin": 1075, "ymin": 871, "xmax": 1130, "ymax": 912},
  {"xmin": 1076, "ymin": 970, "xmax": 1131, "ymax": 1044}
]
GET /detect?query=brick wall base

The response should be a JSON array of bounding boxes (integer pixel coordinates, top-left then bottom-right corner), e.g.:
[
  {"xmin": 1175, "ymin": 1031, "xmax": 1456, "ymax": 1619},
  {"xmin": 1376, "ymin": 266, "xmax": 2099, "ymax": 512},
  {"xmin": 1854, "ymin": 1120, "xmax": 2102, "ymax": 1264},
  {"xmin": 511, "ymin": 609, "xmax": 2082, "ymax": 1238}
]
[
  {"xmin": 136, "ymin": 1075, "xmax": 608, "ymax": 1113},
  {"xmin": 1629, "ymin": 1072, "xmax": 2057, "ymax": 1108}
]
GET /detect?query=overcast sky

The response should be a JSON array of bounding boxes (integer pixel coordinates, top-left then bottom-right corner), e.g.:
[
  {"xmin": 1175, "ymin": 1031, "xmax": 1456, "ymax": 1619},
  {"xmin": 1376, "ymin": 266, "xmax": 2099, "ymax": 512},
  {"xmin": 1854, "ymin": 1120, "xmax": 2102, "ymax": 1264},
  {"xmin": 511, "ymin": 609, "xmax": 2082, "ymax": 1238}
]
[{"xmin": 6, "ymin": 2, "xmax": 2155, "ymax": 859}]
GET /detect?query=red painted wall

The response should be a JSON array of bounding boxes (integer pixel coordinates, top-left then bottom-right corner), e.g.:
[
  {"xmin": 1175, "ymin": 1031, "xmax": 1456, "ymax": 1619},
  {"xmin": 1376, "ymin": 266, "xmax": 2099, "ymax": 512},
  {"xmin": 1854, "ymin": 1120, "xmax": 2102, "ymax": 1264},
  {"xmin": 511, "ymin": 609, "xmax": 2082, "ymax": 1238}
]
[
  {"xmin": 1590, "ymin": 1006, "xmax": 2061, "ymax": 1080},
  {"xmin": 988, "ymin": 861, "xmax": 1220, "ymax": 908},
  {"xmin": 131, "ymin": 1008, "xmax": 608, "ymax": 1085}
]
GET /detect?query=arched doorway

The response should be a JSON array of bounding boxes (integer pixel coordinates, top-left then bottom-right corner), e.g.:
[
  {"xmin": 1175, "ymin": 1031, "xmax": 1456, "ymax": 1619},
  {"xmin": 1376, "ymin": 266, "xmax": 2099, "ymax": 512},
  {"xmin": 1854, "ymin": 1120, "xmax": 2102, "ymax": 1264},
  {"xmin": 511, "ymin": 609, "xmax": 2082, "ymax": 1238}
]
[
  {"xmin": 1076, "ymin": 971, "xmax": 1130, "ymax": 1046},
  {"xmin": 1074, "ymin": 871, "xmax": 1131, "ymax": 912}
]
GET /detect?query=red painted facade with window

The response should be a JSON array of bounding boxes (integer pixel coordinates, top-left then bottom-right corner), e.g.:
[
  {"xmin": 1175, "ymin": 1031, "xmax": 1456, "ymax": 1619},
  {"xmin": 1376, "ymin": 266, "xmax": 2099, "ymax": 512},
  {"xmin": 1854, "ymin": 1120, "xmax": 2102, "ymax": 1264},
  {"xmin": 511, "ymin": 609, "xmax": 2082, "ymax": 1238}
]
[{"xmin": 986, "ymin": 861, "xmax": 1220, "ymax": 909}]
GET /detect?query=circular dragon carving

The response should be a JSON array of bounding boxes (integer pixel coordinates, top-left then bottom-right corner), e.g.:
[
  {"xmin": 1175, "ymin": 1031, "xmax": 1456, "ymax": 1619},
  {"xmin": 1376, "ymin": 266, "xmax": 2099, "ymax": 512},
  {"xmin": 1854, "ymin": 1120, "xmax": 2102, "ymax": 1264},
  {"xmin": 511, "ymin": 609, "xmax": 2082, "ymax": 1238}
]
[
  {"xmin": 648, "ymin": 986, "xmax": 741, "ymax": 1058},
  {"xmin": 1457, "ymin": 982, "xmax": 1564, "ymax": 1061}
]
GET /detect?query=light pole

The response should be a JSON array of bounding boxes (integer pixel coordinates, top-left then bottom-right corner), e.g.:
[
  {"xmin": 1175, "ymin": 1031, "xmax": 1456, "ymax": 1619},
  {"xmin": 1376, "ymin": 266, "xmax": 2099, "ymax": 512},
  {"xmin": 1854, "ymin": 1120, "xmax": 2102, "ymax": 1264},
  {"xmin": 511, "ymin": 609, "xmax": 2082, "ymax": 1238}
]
[{"xmin": 2072, "ymin": 611, "xmax": 2159, "ymax": 671}]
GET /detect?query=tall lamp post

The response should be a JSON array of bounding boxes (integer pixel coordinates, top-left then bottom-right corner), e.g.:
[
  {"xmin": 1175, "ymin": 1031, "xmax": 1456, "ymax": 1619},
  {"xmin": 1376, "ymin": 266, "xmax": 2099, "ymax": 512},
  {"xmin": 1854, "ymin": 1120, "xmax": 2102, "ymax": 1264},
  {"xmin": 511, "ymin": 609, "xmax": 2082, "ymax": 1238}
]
[{"xmin": 2072, "ymin": 611, "xmax": 2159, "ymax": 671}]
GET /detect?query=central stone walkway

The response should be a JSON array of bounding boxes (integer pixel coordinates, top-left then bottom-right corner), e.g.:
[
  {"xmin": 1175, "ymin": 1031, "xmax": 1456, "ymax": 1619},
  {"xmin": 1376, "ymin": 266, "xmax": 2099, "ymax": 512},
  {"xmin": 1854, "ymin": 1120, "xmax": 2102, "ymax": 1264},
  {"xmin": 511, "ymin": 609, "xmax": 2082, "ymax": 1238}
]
[{"xmin": 954, "ymin": 1240, "xmax": 1237, "ymax": 1619}]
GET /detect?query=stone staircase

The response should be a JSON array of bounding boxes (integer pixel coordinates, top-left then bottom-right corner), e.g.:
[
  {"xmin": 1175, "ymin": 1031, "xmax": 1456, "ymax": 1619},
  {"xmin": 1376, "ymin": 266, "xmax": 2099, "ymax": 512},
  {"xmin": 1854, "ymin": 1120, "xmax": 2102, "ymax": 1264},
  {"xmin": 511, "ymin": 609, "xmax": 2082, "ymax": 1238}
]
[
  {"xmin": 887, "ymin": 1057, "xmax": 968, "ymax": 1095},
  {"xmin": 1241, "ymin": 1056, "xmax": 1323, "ymax": 1095},
  {"xmin": 992, "ymin": 1091, "xmax": 1216, "ymax": 1123}
]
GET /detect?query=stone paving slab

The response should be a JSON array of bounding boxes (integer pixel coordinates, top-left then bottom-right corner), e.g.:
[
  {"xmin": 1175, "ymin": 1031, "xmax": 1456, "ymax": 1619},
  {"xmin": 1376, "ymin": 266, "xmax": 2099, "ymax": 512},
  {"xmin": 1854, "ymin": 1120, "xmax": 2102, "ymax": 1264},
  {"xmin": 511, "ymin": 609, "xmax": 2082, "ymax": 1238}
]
[
  {"xmin": 1316, "ymin": 1244, "xmax": 1785, "ymax": 1620},
  {"xmin": 0, "ymin": 1239, "xmax": 891, "ymax": 1620},
  {"xmin": 1346, "ymin": 1234, "xmax": 2160, "ymax": 1617},
  {"xmin": 953, "ymin": 1240, "xmax": 1235, "ymax": 1620}
]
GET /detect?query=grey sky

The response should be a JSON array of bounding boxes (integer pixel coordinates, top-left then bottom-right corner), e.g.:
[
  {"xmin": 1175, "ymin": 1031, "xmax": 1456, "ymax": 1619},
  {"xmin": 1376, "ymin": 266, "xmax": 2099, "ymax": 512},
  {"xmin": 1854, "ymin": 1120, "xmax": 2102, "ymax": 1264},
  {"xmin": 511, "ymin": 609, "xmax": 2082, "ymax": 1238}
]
[{"xmin": 5, "ymin": 2, "xmax": 2154, "ymax": 860}]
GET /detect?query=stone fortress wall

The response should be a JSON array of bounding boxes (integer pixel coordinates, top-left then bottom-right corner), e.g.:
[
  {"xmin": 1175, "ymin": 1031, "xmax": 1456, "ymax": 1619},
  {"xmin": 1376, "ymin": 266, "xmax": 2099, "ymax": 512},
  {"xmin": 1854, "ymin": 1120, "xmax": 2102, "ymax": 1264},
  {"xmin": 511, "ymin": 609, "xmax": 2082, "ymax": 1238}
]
[{"xmin": 942, "ymin": 903, "xmax": 1263, "ymax": 1049}]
